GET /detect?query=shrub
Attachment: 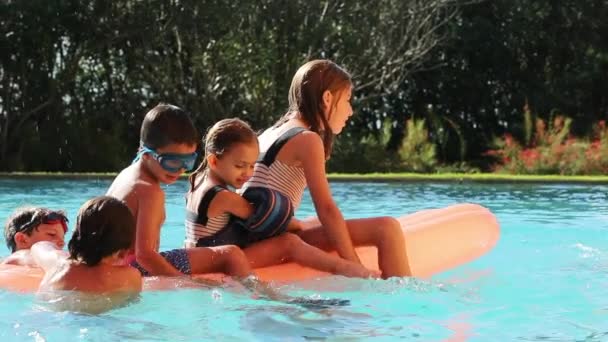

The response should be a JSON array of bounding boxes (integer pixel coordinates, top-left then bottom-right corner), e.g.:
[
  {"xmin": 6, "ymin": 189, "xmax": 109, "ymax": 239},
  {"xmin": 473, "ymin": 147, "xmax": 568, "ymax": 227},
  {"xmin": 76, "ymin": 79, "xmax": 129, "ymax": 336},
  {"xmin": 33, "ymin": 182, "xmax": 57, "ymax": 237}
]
[
  {"xmin": 398, "ymin": 119, "xmax": 438, "ymax": 172},
  {"xmin": 489, "ymin": 112, "xmax": 607, "ymax": 175}
]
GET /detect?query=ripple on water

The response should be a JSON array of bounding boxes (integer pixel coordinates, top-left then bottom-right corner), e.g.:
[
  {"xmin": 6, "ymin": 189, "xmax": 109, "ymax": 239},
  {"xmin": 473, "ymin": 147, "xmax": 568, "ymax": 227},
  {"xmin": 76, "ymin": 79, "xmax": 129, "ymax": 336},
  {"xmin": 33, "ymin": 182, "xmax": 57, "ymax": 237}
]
[{"xmin": 1, "ymin": 180, "xmax": 607, "ymax": 340}]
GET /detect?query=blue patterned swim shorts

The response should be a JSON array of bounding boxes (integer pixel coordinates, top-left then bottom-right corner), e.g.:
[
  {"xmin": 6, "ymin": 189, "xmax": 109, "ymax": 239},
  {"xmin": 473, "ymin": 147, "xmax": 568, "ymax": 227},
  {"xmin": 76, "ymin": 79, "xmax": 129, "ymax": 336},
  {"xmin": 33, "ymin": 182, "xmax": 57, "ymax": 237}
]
[{"xmin": 130, "ymin": 249, "xmax": 192, "ymax": 276}]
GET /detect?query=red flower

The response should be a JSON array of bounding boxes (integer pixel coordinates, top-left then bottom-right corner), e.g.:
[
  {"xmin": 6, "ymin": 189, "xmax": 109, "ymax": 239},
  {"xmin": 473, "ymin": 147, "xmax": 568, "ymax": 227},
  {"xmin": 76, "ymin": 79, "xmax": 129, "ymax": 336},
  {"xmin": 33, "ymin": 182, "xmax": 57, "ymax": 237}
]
[{"xmin": 520, "ymin": 148, "xmax": 540, "ymax": 167}]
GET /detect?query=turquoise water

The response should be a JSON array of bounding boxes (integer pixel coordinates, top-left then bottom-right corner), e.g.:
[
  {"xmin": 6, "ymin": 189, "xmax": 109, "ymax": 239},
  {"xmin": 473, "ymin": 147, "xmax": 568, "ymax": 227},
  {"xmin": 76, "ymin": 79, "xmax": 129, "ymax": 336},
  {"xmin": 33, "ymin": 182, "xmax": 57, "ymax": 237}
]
[{"xmin": 0, "ymin": 178, "xmax": 607, "ymax": 341}]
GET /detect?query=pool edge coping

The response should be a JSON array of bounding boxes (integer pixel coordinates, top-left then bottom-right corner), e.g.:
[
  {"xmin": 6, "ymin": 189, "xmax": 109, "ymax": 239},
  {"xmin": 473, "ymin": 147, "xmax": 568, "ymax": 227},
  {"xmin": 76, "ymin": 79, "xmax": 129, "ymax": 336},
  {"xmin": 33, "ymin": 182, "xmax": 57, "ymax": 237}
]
[{"xmin": 1, "ymin": 172, "xmax": 608, "ymax": 184}]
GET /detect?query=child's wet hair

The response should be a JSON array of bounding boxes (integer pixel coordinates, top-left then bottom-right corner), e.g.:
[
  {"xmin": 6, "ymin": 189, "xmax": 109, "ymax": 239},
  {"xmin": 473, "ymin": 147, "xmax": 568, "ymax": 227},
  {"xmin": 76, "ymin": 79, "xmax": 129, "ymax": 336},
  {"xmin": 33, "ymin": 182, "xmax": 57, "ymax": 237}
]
[
  {"xmin": 140, "ymin": 103, "xmax": 199, "ymax": 149},
  {"xmin": 4, "ymin": 207, "xmax": 68, "ymax": 252},
  {"xmin": 188, "ymin": 118, "xmax": 257, "ymax": 190},
  {"xmin": 68, "ymin": 196, "xmax": 135, "ymax": 266},
  {"xmin": 278, "ymin": 59, "xmax": 352, "ymax": 157}
]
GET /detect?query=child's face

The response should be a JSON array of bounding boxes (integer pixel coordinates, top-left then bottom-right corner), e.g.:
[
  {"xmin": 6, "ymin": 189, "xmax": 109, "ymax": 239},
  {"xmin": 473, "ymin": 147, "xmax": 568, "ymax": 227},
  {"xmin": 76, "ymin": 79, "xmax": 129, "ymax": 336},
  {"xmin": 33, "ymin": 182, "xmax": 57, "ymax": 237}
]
[
  {"xmin": 144, "ymin": 143, "xmax": 197, "ymax": 184},
  {"xmin": 324, "ymin": 86, "xmax": 353, "ymax": 134},
  {"xmin": 16, "ymin": 223, "xmax": 66, "ymax": 250},
  {"xmin": 211, "ymin": 142, "xmax": 259, "ymax": 189}
]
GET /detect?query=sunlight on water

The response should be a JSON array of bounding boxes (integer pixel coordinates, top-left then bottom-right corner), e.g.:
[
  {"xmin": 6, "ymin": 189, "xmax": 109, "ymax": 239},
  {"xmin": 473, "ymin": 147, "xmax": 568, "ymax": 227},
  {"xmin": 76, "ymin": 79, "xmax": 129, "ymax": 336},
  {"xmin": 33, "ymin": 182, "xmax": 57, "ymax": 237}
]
[{"xmin": 0, "ymin": 178, "xmax": 607, "ymax": 341}]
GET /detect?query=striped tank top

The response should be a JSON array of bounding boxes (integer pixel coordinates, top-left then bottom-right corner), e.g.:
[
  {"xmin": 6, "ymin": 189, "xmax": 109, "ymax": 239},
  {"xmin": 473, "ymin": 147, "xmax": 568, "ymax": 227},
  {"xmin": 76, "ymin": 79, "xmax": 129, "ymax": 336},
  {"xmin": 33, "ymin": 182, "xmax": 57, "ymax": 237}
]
[
  {"xmin": 241, "ymin": 127, "xmax": 308, "ymax": 210},
  {"xmin": 185, "ymin": 185, "xmax": 230, "ymax": 246}
]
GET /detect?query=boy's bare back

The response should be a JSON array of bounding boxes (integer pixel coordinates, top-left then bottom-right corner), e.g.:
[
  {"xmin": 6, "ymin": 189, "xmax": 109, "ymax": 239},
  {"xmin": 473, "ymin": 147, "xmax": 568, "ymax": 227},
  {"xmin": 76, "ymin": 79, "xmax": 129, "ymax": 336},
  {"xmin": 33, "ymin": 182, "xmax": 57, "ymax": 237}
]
[
  {"xmin": 107, "ymin": 163, "xmax": 166, "ymax": 224},
  {"xmin": 37, "ymin": 258, "xmax": 141, "ymax": 314},
  {"xmin": 41, "ymin": 260, "xmax": 141, "ymax": 293}
]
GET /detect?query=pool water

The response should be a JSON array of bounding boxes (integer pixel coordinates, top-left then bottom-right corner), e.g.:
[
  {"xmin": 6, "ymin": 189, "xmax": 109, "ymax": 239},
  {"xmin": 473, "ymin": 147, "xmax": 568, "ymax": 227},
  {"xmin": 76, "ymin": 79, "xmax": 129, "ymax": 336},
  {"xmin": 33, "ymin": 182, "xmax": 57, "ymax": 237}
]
[{"xmin": 0, "ymin": 178, "xmax": 607, "ymax": 341}]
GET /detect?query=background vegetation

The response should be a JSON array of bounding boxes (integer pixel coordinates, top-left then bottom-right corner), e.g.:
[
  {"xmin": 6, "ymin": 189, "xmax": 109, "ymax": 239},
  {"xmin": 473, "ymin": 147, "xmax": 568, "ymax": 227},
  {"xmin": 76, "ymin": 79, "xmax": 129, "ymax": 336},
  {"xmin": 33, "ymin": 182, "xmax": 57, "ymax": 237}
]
[{"xmin": 1, "ymin": 0, "xmax": 606, "ymax": 174}]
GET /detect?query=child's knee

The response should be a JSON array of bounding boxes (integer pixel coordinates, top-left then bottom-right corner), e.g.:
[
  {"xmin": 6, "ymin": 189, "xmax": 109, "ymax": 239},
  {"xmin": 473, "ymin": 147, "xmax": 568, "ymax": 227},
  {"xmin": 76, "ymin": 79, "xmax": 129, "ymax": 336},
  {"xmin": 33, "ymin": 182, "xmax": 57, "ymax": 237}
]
[
  {"xmin": 376, "ymin": 217, "xmax": 402, "ymax": 240},
  {"xmin": 277, "ymin": 233, "xmax": 304, "ymax": 251},
  {"xmin": 220, "ymin": 245, "xmax": 247, "ymax": 261}
]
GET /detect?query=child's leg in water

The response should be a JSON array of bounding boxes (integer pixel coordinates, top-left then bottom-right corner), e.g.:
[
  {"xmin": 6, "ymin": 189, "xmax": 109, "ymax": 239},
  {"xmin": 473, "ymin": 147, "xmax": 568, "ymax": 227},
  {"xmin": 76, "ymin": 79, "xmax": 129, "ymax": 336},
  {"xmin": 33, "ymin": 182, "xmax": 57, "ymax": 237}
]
[
  {"xmin": 244, "ymin": 233, "xmax": 379, "ymax": 278},
  {"xmin": 184, "ymin": 245, "xmax": 282, "ymax": 299},
  {"xmin": 185, "ymin": 243, "xmax": 353, "ymax": 307},
  {"xmin": 183, "ymin": 245, "xmax": 309, "ymax": 302},
  {"xmin": 186, "ymin": 245, "xmax": 253, "ymax": 277},
  {"xmin": 297, "ymin": 216, "xmax": 411, "ymax": 278},
  {"xmin": 236, "ymin": 276, "xmax": 350, "ymax": 309}
]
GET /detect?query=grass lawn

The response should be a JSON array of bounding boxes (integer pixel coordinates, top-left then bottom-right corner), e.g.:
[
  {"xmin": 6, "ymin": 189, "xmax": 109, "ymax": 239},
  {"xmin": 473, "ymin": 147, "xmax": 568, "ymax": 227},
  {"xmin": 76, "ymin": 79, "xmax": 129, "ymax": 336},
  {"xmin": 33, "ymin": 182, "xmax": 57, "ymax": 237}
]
[{"xmin": 326, "ymin": 173, "xmax": 608, "ymax": 183}]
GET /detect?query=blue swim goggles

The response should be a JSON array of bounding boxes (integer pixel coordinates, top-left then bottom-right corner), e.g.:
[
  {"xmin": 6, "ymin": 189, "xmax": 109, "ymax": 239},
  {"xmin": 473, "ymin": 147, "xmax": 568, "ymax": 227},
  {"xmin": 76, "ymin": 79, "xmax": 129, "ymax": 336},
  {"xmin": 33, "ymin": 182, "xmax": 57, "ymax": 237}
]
[{"xmin": 135, "ymin": 146, "xmax": 199, "ymax": 173}]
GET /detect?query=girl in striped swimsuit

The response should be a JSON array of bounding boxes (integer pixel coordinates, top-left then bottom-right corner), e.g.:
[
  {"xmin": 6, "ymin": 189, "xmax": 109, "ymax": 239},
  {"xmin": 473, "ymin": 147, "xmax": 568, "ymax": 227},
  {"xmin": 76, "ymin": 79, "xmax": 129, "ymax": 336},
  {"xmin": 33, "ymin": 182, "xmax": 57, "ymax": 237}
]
[
  {"xmin": 241, "ymin": 60, "xmax": 412, "ymax": 278},
  {"xmin": 185, "ymin": 118, "xmax": 376, "ymax": 278}
]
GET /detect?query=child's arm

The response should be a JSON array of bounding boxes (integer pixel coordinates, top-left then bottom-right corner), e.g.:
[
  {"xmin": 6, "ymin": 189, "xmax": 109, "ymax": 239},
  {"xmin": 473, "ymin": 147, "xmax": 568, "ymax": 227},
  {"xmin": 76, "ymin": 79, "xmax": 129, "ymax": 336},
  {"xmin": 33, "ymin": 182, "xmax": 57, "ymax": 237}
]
[
  {"xmin": 31, "ymin": 241, "xmax": 67, "ymax": 272},
  {"xmin": 212, "ymin": 190, "xmax": 254, "ymax": 219},
  {"xmin": 2, "ymin": 250, "xmax": 39, "ymax": 266},
  {"xmin": 134, "ymin": 187, "xmax": 184, "ymax": 276},
  {"xmin": 297, "ymin": 133, "xmax": 361, "ymax": 263},
  {"xmin": 3, "ymin": 250, "xmax": 30, "ymax": 266}
]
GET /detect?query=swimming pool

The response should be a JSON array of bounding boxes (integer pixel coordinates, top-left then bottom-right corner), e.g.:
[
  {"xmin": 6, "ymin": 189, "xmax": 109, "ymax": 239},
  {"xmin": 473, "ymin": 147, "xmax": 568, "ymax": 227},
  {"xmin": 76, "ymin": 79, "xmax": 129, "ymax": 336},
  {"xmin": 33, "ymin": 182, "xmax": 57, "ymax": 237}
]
[{"xmin": 0, "ymin": 178, "xmax": 606, "ymax": 341}]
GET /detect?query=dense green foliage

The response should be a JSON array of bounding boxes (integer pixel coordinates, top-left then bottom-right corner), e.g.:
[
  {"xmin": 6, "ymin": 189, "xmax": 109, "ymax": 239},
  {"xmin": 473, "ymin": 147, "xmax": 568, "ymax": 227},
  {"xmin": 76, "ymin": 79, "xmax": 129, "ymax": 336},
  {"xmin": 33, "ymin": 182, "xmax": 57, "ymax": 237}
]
[{"xmin": 1, "ymin": 0, "xmax": 606, "ymax": 173}]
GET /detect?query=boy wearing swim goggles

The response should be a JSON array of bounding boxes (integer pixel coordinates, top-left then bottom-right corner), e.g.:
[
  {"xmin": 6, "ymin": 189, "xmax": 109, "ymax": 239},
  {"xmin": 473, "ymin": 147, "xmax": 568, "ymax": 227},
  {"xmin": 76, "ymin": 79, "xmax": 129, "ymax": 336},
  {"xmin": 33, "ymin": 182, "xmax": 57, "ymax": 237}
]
[
  {"xmin": 3, "ymin": 207, "xmax": 68, "ymax": 266},
  {"xmin": 106, "ymin": 103, "xmax": 257, "ymax": 280}
]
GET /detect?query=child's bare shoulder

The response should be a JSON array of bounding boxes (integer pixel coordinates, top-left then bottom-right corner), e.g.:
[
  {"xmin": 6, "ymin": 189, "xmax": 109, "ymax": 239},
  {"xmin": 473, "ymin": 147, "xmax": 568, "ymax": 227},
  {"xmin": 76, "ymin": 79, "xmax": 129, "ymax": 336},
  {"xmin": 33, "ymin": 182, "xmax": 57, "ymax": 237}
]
[
  {"xmin": 294, "ymin": 130, "xmax": 322, "ymax": 143},
  {"xmin": 109, "ymin": 168, "xmax": 163, "ymax": 208},
  {"xmin": 214, "ymin": 188, "xmax": 242, "ymax": 203},
  {"xmin": 133, "ymin": 178, "xmax": 163, "ymax": 195},
  {"xmin": 134, "ymin": 182, "xmax": 165, "ymax": 208},
  {"xmin": 112, "ymin": 266, "xmax": 143, "ymax": 291}
]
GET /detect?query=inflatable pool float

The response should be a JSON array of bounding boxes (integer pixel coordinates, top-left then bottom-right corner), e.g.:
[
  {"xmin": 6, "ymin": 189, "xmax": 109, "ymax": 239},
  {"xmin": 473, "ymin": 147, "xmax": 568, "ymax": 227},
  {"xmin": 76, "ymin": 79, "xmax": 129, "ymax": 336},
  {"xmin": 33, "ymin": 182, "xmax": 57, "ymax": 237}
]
[{"xmin": 0, "ymin": 203, "xmax": 499, "ymax": 292}]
